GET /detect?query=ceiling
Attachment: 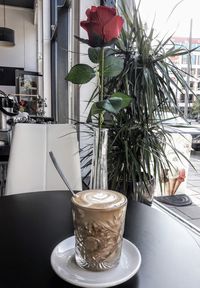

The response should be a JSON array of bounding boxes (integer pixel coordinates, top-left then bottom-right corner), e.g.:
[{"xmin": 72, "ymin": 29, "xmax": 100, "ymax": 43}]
[{"xmin": 0, "ymin": 0, "xmax": 34, "ymax": 9}]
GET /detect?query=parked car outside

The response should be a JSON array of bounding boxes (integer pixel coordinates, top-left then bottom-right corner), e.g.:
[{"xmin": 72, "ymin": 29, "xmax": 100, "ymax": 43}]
[
  {"xmin": 159, "ymin": 112, "xmax": 200, "ymax": 151},
  {"xmin": 192, "ymin": 135, "xmax": 200, "ymax": 151}
]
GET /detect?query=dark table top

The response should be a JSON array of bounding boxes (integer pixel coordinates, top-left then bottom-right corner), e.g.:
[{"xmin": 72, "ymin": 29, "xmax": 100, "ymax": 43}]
[{"xmin": 0, "ymin": 190, "xmax": 200, "ymax": 288}]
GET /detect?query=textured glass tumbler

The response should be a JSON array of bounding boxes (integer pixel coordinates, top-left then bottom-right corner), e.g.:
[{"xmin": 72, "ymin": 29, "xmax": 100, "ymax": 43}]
[{"xmin": 72, "ymin": 190, "xmax": 127, "ymax": 271}]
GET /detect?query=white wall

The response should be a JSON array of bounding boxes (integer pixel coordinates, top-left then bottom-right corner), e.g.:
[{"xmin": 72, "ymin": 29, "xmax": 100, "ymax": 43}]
[
  {"xmin": 0, "ymin": 5, "xmax": 37, "ymax": 71},
  {"xmin": 0, "ymin": 5, "xmax": 37, "ymax": 95}
]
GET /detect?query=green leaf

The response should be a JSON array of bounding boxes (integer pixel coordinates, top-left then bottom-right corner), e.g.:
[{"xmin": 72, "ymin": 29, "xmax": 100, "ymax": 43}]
[
  {"xmin": 108, "ymin": 98, "xmax": 123, "ymax": 113},
  {"xmin": 89, "ymin": 93, "xmax": 131, "ymax": 117},
  {"xmin": 86, "ymin": 103, "xmax": 102, "ymax": 123},
  {"xmin": 104, "ymin": 48, "xmax": 115, "ymax": 57},
  {"xmin": 66, "ymin": 64, "xmax": 95, "ymax": 84},
  {"xmin": 88, "ymin": 47, "xmax": 101, "ymax": 63},
  {"xmin": 111, "ymin": 92, "xmax": 132, "ymax": 108},
  {"xmin": 97, "ymin": 99, "xmax": 120, "ymax": 114},
  {"xmin": 89, "ymin": 98, "xmax": 123, "ymax": 116},
  {"xmin": 104, "ymin": 55, "xmax": 124, "ymax": 77},
  {"xmin": 90, "ymin": 103, "xmax": 102, "ymax": 115}
]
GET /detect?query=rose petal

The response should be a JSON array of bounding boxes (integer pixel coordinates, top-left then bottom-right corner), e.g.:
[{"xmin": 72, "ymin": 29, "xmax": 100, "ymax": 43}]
[
  {"xmin": 80, "ymin": 20, "xmax": 89, "ymax": 31},
  {"xmin": 86, "ymin": 6, "xmax": 97, "ymax": 18},
  {"xmin": 81, "ymin": 20, "xmax": 103, "ymax": 37},
  {"xmin": 103, "ymin": 16, "xmax": 124, "ymax": 42},
  {"xmin": 80, "ymin": 21, "xmax": 104, "ymax": 47},
  {"xmin": 81, "ymin": 6, "xmax": 104, "ymax": 37},
  {"xmin": 80, "ymin": 5, "xmax": 123, "ymax": 47},
  {"xmin": 95, "ymin": 6, "xmax": 116, "ymax": 26}
]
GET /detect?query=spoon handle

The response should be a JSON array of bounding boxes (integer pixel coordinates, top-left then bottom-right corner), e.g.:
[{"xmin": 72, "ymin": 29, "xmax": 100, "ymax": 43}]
[{"xmin": 49, "ymin": 151, "xmax": 76, "ymax": 197}]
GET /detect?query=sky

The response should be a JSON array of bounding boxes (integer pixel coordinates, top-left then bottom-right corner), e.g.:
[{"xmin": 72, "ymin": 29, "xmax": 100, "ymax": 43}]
[{"xmin": 136, "ymin": 0, "xmax": 200, "ymax": 38}]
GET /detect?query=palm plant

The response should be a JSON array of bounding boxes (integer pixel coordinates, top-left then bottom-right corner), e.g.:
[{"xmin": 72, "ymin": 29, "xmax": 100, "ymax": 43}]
[
  {"xmin": 103, "ymin": 1, "xmax": 195, "ymax": 201},
  {"xmin": 67, "ymin": 1, "xmax": 195, "ymax": 203}
]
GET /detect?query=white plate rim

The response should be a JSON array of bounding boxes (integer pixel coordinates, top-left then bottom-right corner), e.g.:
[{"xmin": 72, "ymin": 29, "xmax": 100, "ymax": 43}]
[{"xmin": 50, "ymin": 236, "xmax": 141, "ymax": 288}]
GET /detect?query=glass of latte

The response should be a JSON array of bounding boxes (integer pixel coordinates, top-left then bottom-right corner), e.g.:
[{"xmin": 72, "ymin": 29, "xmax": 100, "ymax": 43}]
[{"xmin": 72, "ymin": 189, "xmax": 127, "ymax": 271}]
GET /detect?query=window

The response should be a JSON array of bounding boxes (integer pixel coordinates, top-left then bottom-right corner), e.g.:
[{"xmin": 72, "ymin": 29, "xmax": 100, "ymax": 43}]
[
  {"xmin": 191, "ymin": 55, "xmax": 196, "ymax": 65},
  {"xmin": 190, "ymin": 81, "xmax": 194, "ymax": 88},
  {"xmin": 198, "ymin": 82, "xmax": 200, "ymax": 90},
  {"xmin": 180, "ymin": 94, "xmax": 185, "ymax": 103},
  {"xmin": 189, "ymin": 94, "xmax": 193, "ymax": 103},
  {"xmin": 191, "ymin": 43, "xmax": 198, "ymax": 49},
  {"xmin": 191, "ymin": 68, "xmax": 196, "ymax": 76},
  {"xmin": 50, "ymin": 0, "xmax": 79, "ymax": 123},
  {"xmin": 197, "ymin": 56, "xmax": 200, "ymax": 65},
  {"xmin": 182, "ymin": 55, "xmax": 188, "ymax": 64}
]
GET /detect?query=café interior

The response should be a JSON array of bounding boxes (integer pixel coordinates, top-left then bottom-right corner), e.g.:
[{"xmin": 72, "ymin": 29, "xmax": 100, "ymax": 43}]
[{"xmin": 0, "ymin": 1, "xmax": 200, "ymax": 288}]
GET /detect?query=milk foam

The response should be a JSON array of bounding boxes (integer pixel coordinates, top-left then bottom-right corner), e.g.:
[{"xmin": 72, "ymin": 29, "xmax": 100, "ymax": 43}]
[{"xmin": 72, "ymin": 190, "xmax": 127, "ymax": 209}]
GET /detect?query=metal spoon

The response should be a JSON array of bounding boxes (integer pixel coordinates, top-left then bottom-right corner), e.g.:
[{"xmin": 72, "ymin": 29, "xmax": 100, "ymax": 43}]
[{"xmin": 49, "ymin": 151, "xmax": 77, "ymax": 197}]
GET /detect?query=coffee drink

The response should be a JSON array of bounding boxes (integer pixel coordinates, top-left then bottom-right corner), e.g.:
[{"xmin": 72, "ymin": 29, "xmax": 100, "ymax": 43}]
[{"xmin": 72, "ymin": 190, "xmax": 127, "ymax": 271}]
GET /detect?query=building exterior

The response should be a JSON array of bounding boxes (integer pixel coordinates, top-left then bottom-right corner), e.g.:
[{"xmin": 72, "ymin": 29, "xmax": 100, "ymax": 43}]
[{"xmin": 171, "ymin": 37, "xmax": 200, "ymax": 117}]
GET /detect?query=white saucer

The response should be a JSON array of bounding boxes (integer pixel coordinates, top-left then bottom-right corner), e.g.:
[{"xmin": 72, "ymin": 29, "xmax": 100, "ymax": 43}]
[{"xmin": 51, "ymin": 236, "xmax": 141, "ymax": 288}]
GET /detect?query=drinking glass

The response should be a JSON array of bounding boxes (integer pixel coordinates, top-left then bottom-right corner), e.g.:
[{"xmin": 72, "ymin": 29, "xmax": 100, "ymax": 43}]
[{"xmin": 72, "ymin": 189, "xmax": 127, "ymax": 271}]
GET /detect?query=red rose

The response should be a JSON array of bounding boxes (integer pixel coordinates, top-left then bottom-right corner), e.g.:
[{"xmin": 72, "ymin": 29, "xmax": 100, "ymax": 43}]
[{"xmin": 80, "ymin": 6, "xmax": 124, "ymax": 47}]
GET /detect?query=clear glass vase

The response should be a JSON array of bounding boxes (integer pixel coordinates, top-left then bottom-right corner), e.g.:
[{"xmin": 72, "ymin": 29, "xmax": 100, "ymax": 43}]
[{"xmin": 90, "ymin": 127, "xmax": 108, "ymax": 189}]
